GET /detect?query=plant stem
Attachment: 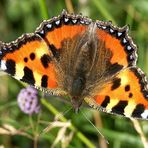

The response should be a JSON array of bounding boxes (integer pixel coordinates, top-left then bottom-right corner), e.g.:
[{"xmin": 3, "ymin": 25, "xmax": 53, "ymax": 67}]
[
  {"xmin": 29, "ymin": 115, "xmax": 38, "ymax": 148},
  {"xmin": 92, "ymin": 0, "xmax": 116, "ymax": 24},
  {"xmin": 41, "ymin": 98, "xmax": 95, "ymax": 148},
  {"xmin": 65, "ymin": 0, "xmax": 74, "ymax": 13},
  {"xmin": 38, "ymin": 0, "xmax": 49, "ymax": 19}
]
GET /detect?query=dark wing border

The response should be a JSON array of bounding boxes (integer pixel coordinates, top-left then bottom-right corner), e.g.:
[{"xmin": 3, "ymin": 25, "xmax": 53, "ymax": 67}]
[{"xmin": 96, "ymin": 20, "xmax": 137, "ymax": 67}]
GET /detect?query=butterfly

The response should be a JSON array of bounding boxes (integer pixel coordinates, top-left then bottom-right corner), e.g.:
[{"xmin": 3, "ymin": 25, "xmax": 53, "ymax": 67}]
[{"xmin": 0, "ymin": 10, "xmax": 148, "ymax": 119}]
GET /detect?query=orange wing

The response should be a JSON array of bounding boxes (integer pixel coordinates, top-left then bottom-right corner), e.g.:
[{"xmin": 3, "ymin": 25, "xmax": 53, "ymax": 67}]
[
  {"xmin": 84, "ymin": 67, "xmax": 148, "ymax": 119},
  {"xmin": 0, "ymin": 34, "xmax": 57, "ymax": 89},
  {"xmin": 0, "ymin": 10, "xmax": 91, "ymax": 95},
  {"xmin": 35, "ymin": 10, "xmax": 91, "ymax": 56},
  {"xmin": 95, "ymin": 21, "xmax": 137, "ymax": 68}
]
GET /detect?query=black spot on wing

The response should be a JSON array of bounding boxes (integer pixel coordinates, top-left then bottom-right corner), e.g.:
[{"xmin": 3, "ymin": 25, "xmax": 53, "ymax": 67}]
[
  {"xmin": 41, "ymin": 75, "xmax": 48, "ymax": 88},
  {"xmin": 24, "ymin": 57, "xmax": 28, "ymax": 63},
  {"xmin": 101, "ymin": 96, "xmax": 110, "ymax": 108},
  {"xmin": 112, "ymin": 100, "xmax": 128, "ymax": 115},
  {"xmin": 41, "ymin": 54, "xmax": 52, "ymax": 68},
  {"xmin": 6, "ymin": 59, "xmax": 16, "ymax": 76},
  {"xmin": 111, "ymin": 78, "xmax": 121, "ymax": 90},
  {"xmin": 129, "ymin": 93, "xmax": 133, "ymax": 98},
  {"xmin": 125, "ymin": 85, "xmax": 130, "ymax": 91},
  {"xmin": 30, "ymin": 53, "xmax": 35, "ymax": 60},
  {"xmin": 49, "ymin": 44, "xmax": 60, "ymax": 59},
  {"xmin": 21, "ymin": 66, "xmax": 35, "ymax": 85},
  {"xmin": 132, "ymin": 104, "xmax": 145, "ymax": 118},
  {"xmin": 107, "ymin": 63, "xmax": 123, "ymax": 76}
]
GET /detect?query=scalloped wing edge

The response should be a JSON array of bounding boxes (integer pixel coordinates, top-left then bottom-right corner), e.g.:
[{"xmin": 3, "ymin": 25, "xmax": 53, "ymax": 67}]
[
  {"xmin": 0, "ymin": 33, "xmax": 41, "ymax": 59},
  {"xmin": 95, "ymin": 20, "xmax": 137, "ymax": 66},
  {"xmin": 84, "ymin": 66, "xmax": 148, "ymax": 120},
  {"xmin": 35, "ymin": 10, "xmax": 92, "ymax": 37}
]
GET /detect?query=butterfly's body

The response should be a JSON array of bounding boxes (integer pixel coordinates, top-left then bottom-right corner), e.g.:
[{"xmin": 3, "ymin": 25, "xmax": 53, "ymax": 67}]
[
  {"xmin": 0, "ymin": 10, "xmax": 148, "ymax": 119},
  {"xmin": 53, "ymin": 24, "xmax": 116, "ymax": 111}
]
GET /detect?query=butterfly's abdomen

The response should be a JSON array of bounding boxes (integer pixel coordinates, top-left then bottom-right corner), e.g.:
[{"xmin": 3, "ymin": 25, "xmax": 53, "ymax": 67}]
[
  {"xmin": 71, "ymin": 77, "xmax": 86, "ymax": 113},
  {"xmin": 71, "ymin": 77, "xmax": 85, "ymax": 96}
]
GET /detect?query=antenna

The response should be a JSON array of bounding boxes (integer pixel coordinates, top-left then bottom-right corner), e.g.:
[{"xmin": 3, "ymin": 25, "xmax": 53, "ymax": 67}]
[{"xmin": 80, "ymin": 110, "xmax": 109, "ymax": 144}]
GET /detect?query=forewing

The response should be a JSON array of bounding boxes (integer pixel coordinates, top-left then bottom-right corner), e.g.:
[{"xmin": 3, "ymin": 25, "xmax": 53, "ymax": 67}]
[
  {"xmin": 0, "ymin": 10, "xmax": 91, "ymax": 91},
  {"xmin": 35, "ymin": 10, "xmax": 91, "ymax": 58},
  {"xmin": 0, "ymin": 34, "xmax": 58, "ymax": 89},
  {"xmin": 95, "ymin": 21, "xmax": 137, "ymax": 68}
]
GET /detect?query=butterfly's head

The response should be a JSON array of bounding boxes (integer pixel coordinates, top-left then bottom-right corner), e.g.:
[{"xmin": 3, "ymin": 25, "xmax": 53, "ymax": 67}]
[{"xmin": 71, "ymin": 96, "xmax": 83, "ymax": 113}]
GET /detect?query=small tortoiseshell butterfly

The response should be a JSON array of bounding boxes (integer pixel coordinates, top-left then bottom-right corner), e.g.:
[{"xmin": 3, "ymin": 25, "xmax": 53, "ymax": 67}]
[{"xmin": 0, "ymin": 10, "xmax": 148, "ymax": 119}]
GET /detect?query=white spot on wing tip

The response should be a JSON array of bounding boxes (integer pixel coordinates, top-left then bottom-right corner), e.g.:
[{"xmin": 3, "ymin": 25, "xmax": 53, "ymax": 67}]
[
  {"xmin": 80, "ymin": 20, "xmax": 84, "ymax": 24},
  {"xmin": 117, "ymin": 32, "xmax": 122, "ymax": 37},
  {"xmin": 72, "ymin": 19, "xmax": 77, "ymax": 23},
  {"xmin": 1, "ymin": 60, "xmax": 7, "ymax": 70},
  {"xmin": 110, "ymin": 28, "xmax": 114, "ymax": 33},
  {"xmin": 64, "ymin": 18, "xmax": 69, "ymax": 22},
  {"xmin": 141, "ymin": 110, "xmax": 148, "ymax": 119},
  {"xmin": 127, "ymin": 45, "xmax": 132, "ymax": 50},
  {"xmin": 55, "ymin": 20, "xmax": 60, "ymax": 25},
  {"xmin": 123, "ymin": 38, "xmax": 127, "ymax": 44},
  {"xmin": 46, "ymin": 24, "xmax": 52, "ymax": 29},
  {"xmin": 102, "ymin": 26, "xmax": 107, "ymax": 29}
]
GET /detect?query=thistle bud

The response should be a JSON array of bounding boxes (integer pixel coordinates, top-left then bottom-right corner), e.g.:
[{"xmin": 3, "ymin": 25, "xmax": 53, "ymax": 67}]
[{"xmin": 17, "ymin": 86, "xmax": 40, "ymax": 114}]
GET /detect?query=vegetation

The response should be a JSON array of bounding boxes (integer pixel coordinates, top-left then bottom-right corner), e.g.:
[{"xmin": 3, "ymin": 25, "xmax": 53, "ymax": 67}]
[{"xmin": 0, "ymin": 0, "xmax": 148, "ymax": 147}]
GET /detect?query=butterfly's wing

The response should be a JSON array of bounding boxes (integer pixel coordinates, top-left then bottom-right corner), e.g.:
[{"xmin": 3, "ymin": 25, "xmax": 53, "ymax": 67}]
[
  {"xmin": 35, "ymin": 10, "xmax": 91, "ymax": 57},
  {"xmin": 84, "ymin": 21, "xmax": 138, "ymax": 96},
  {"xmin": 85, "ymin": 67, "xmax": 148, "ymax": 119},
  {"xmin": 84, "ymin": 21, "xmax": 148, "ymax": 119},
  {"xmin": 35, "ymin": 10, "xmax": 92, "ymax": 89},
  {"xmin": 84, "ymin": 21, "xmax": 137, "ymax": 90},
  {"xmin": 96, "ymin": 21, "xmax": 137, "ymax": 70},
  {"xmin": 0, "ymin": 34, "xmax": 58, "ymax": 88},
  {"xmin": 0, "ymin": 10, "xmax": 91, "ymax": 95}
]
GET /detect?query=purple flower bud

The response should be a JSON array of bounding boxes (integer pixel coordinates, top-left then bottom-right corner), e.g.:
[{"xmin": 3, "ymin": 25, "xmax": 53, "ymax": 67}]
[{"xmin": 17, "ymin": 86, "xmax": 41, "ymax": 115}]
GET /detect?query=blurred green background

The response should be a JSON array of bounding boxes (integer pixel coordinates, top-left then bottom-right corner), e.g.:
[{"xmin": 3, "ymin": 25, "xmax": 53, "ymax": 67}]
[{"xmin": 0, "ymin": 0, "xmax": 148, "ymax": 148}]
